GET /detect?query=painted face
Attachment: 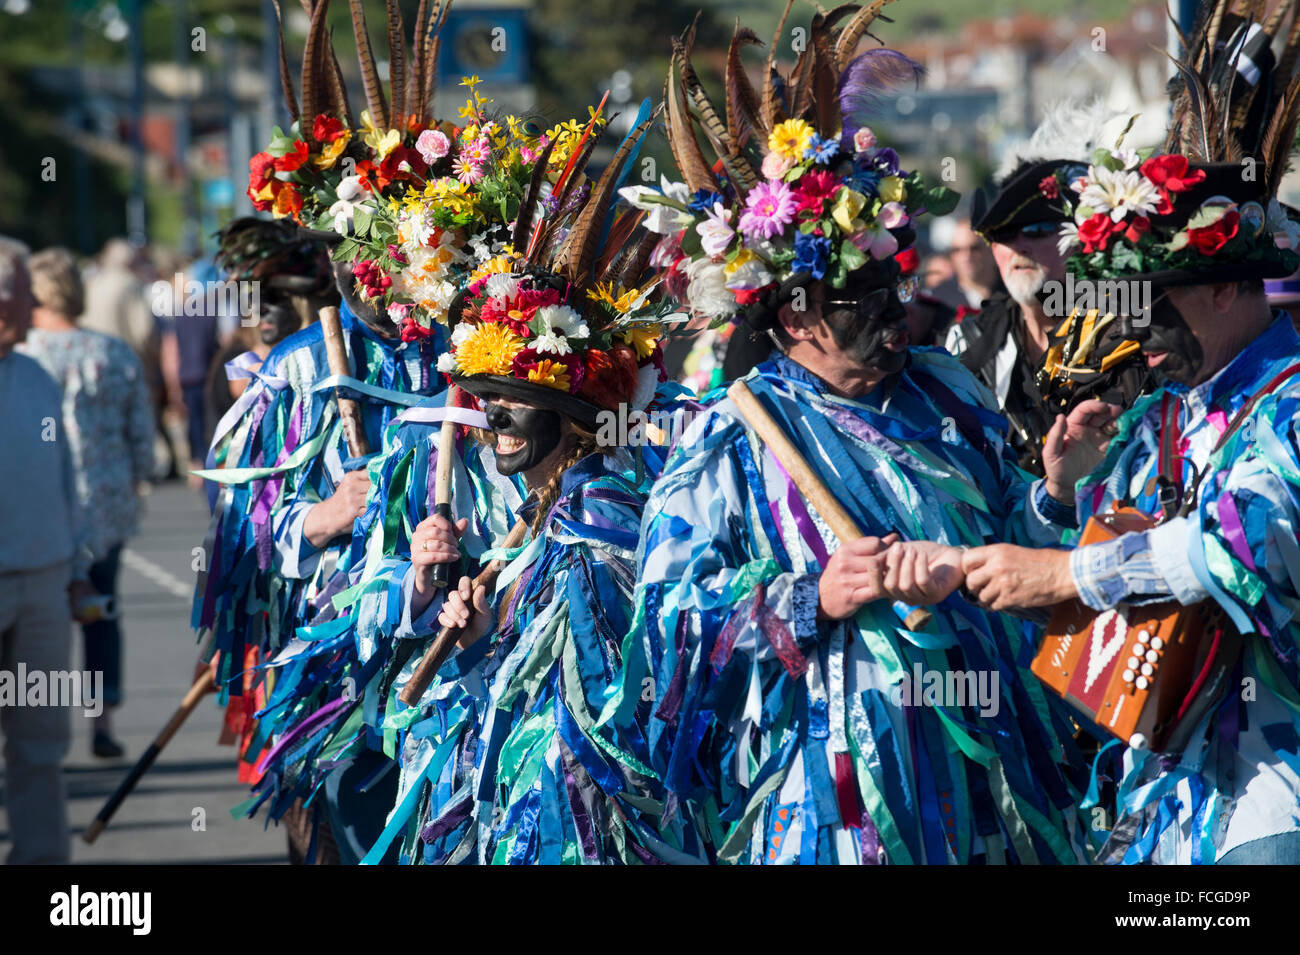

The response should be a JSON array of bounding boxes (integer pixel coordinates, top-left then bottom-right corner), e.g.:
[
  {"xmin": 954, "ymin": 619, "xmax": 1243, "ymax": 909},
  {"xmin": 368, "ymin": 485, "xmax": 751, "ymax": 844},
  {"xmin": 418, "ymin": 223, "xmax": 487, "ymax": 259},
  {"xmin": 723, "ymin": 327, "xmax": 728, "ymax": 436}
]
[
  {"xmin": 819, "ymin": 278, "xmax": 910, "ymax": 375},
  {"xmin": 483, "ymin": 400, "xmax": 564, "ymax": 475},
  {"xmin": 1126, "ymin": 292, "xmax": 1203, "ymax": 385},
  {"xmin": 257, "ymin": 301, "xmax": 298, "ymax": 346}
]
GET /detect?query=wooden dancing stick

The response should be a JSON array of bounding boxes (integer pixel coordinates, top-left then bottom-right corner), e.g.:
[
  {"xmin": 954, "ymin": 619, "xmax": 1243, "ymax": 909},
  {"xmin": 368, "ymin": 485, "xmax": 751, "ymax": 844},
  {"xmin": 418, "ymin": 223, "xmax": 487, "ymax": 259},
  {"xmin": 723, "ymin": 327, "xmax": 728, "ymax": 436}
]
[
  {"xmin": 82, "ymin": 668, "xmax": 217, "ymax": 844},
  {"xmin": 726, "ymin": 380, "xmax": 933, "ymax": 631},
  {"xmin": 428, "ymin": 385, "xmax": 460, "ymax": 590},
  {"xmin": 318, "ymin": 305, "xmax": 370, "ymax": 457},
  {"xmin": 398, "ymin": 517, "xmax": 529, "ymax": 706}
]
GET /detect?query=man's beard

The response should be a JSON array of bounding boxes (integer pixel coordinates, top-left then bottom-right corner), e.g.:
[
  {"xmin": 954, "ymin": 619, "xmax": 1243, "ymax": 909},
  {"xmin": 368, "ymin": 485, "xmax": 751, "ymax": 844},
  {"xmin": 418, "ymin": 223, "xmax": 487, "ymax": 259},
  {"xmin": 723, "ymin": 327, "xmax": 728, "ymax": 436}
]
[
  {"xmin": 1128, "ymin": 295, "xmax": 1202, "ymax": 385},
  {"xmin": 1002, "ymin": 257, "xmax": 1049, "ymax": 308},
  {"xmin": 824, "ymin": 291, "xmax": 909, "ymax": 375}
]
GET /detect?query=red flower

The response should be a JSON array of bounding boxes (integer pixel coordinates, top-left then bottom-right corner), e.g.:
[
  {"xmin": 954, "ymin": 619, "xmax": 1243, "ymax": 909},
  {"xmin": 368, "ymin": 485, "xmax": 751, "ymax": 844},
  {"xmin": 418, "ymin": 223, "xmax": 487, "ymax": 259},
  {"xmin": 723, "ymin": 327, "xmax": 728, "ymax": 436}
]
[
  {"xmin": 733, "ymin": 283, "xmax": 775, "ymax": 306},
  {"xmin": 1123, "ymin": 216, "xmax": 1150, "ymax": 244},
  {"xmin": 273, "ymin": 140, "xmax": 310, "ymax": 173},
  {"xmin": 247, "ymin": 152, "xmax": 279, "ymax": 210},
  {"xmin": 355, "ymin": 160, "xmax": 380, "ymax": 192},
  {"xmin": 792, "ymin": 170, "xmax": 838, "ymax": 215},
  {"xmin": 1077, "ymin": 213, "xmax": 1125, "ymax": 254},
  {"xmin": 378, "ymin": 145, "xmax": 428, "ymax": 185},
  {"xmin": 1140, "ymin": 155, "xmax": 1206, "ymax": 195},
  {"xmin": 895, "ymin": 247, "xmax": 920, "ymax": 274},
  {"xmin": 400, "ymin": 315, "xmax": 432, "ymax": 342},
  {"xmin": 578, "ymin": 346, "xmax": 639, "ymax": 410},
  {"xmin": 1185, "ymin": 210, "xmax": 1240, "ymax": 255},
  {"xmin": 312, "ymin": 114, "xmax": 345, "ymax": 143},
  {"xmin": 1038, "ymin": 175, "xmax": 1060, "ymax": 200}
]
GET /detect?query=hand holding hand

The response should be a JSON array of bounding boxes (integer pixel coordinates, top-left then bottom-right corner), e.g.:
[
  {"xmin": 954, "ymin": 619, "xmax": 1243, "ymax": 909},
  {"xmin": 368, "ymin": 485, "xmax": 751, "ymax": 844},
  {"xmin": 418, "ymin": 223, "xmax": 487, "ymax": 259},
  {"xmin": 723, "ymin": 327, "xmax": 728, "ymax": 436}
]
[
  {"xmin": 817, "ymin": 533, "xmax": 899, "ymax": 620},
  {"xmin": 881, "ymin": 540, "xmax": 966, "ymax": 605},
  {"xmin": 437, "ymin": 574, "xmax": 492, "ymax": 649},
  {"xmin": 961, "ymin": 545, "xmax": 1076, "ymax": 612}
]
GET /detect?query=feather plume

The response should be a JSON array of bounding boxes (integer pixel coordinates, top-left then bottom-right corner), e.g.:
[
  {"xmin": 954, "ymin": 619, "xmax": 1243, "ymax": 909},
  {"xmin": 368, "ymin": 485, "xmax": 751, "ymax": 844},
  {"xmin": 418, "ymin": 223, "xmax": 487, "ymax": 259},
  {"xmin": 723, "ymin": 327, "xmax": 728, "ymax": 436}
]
[
  {"xmin": 349, "ymin": 0, "xmax": 390, "ymax": 129},
  {"xmin": 511, "ymin": 136, "xmax": 557, "ymax": 252},
  {"xmin": 761, "ymin": 0, "xmax": 795, "ymax": 131},
  {"xmin": 611, "ymin": 229, "xmax": 660, "ymax": 290},
  {"xmin": 1262, "ymin": 66, "xmax": 1300, "ymax": 193},
  {"xmin": 594, "ymin": 209, "xmax": 647, "ymax": 281},
  {"xmin": 837, "ymin": 48, "xmax": 925, "ymax": 140},
  {"xmin": 412, "ymin": 0, "xmax": 430, "ymax": 111},
  {"xmin": 666, "ymin": 48, "xmax": 718, "ymax": 192},
  {"xmin": 326, "ymin": 31, "xmax": 354, "ymax": 128},
  {"xmin": 835, "ymin": 0, "xmax": 896, "ymax": 70},
  {"xmin": 300, "ymin": 0, "xmax": 332, "ymax": 129},
  {"xmin": 386, "ymin": 0, "xmax": 407, "ymax": 130},
  {"xmin": 810, "ymin": 13, "xmax": 841, "ymax": 135},
  {"xmin": 725, "ymin": 26, "xmax": 765, "ymax": 147},
  {"xmin": 271, "ymin": 0, "xmax": 300, "ymax": 124},
  {"xmin": 994, "ymin": 99, "xmax": 1120, "ymax": 183}
]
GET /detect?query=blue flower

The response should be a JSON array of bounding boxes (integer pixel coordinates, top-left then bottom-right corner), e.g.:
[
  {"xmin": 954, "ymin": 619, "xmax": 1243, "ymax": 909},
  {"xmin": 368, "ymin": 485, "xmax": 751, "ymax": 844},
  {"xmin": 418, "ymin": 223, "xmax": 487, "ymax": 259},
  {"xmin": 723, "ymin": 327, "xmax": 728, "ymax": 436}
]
[
  {"xmin": 803, "ymin": 135, "xmax": 840, "ymax": 164},
  {"xmin": 687, "ymin": 189, "xmax": 724, "ymax": 213},
  {"xmin": 871, "ymin": 147, "xmax": 901, "ymax": 176},
  {"xmin": 846, "ymin": 168, "xmax": 881, "ymax": 196},
  {"xmin": 792, "ymin": 231, "xmax": 832, "ymax": 280}
]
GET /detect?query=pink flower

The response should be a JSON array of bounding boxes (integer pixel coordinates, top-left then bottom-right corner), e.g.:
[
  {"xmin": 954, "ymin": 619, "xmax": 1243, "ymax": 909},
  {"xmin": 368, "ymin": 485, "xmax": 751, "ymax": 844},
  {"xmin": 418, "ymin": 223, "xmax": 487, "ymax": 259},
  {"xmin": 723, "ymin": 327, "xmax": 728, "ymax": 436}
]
[
  {"xmin": 453, "ymin": 157, "xmax": 485, "ymax": 185},
  {"xmin": 876, "ymin": 201, "xmax": 908, "ymax": 229},
  {"xmin": 738, "ymin": 179, "xmax": 797, "ymax": 241},
  {"xmin": 761, "ymin": 150, "xmax": 795, "ymax": 180},
  {"xmin": 853, "ymin": 127, "xmax": 877, "ymax": 153},
  {"xmin": 416, "ymin": 129, "xmax": 451, "ymax": 165}
]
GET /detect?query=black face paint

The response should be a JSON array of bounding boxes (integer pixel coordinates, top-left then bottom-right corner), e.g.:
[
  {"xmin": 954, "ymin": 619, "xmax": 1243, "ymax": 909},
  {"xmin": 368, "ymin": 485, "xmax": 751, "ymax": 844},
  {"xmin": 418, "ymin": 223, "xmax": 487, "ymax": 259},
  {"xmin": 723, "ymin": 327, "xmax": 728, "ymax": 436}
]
[
  {"xmin": 1126, "ymin": 293, "xmax": 1203, "ymax": 385},
  {"xmin": 821, "ymin": 280, "xmax": 910, "ymax": 375},
  {"xmin": 258, "ymin": 302, "xmax": 298, "ymax": 346},
  {"xmin": 483, "ymin": 400, "xmax": 563, "ymax": 475}
]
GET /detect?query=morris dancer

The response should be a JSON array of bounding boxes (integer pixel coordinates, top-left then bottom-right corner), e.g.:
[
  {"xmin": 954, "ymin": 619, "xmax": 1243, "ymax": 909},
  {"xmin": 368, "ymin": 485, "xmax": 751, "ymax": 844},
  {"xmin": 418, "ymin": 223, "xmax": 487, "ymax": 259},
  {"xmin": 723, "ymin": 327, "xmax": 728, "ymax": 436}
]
[
  {"xmin": 624, "ymin": 5, "xmax": 1096, "ymax": 864},
  {"xmin": 960, "ymin": 1, "xmax": 1300, "ymax": 864}
]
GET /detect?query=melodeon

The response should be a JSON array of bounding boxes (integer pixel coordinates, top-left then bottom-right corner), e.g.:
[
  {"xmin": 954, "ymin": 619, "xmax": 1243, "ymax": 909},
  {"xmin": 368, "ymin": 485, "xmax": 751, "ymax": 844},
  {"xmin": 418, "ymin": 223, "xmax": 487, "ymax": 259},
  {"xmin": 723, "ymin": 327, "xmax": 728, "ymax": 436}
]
[{"xmin": 1030, "ymin": 507, "xmax": 1242, "ymax": 753}]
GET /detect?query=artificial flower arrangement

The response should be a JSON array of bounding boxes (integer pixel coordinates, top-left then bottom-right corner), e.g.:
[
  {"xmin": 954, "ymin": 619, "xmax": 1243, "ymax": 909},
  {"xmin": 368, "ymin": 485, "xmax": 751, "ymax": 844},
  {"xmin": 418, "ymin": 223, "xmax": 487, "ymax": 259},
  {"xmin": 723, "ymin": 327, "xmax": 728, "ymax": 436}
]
[
  {"xmin": 618, "ymin": 117, "xmax": 958, "ymax": 325},
  {"xmin": 1050, "ymin": 147, "xmax": 1300, "ymax": 279},
  {"xmin": 438, "ymin": 255, "xmax": 674, "ymax": 412},
  {"xmin": 247, "ymin": 76, "xmax": 608, "ymax": 341}
]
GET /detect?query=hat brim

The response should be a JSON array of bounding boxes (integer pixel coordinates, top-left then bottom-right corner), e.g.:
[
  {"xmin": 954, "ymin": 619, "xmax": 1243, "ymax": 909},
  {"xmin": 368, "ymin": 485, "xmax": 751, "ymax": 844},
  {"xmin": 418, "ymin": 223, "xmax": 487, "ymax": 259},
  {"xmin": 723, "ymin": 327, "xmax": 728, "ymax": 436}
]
[
  {"xmin": 1080, "ymin": 257, "xmax": 1298, "ymax": 290},
  {"xmin": 974, "ymin": 160, "xmax": 1073, "ymax": 238},
  {"xmin": 452, "ymin": 374, "xmax": 606, "ymax": 431}
]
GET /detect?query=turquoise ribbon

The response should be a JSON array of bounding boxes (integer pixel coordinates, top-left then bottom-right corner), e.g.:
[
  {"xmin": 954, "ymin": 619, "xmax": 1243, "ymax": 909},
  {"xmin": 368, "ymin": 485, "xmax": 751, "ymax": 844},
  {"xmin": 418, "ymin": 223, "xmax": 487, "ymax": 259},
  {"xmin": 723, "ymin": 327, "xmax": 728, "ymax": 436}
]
[{"xmin": 310, "ymin": 373, "xmax": 427, "ymax": 407}]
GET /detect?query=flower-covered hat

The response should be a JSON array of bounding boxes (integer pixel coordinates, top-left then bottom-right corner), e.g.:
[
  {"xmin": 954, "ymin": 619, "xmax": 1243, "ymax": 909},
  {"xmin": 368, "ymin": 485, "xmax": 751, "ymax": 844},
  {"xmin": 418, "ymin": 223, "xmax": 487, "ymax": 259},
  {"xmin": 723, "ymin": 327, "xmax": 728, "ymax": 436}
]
[
  {"xmin": 438, "ymin": 108, "xmax": 679, "ymax": 430},
  {"xmin": 1055, "ymin": 3, "xmax": 1300, "ymax": 290},
  {"xmin": 618, "ymin": 4, "xmax": 958, "ymax": 331}
]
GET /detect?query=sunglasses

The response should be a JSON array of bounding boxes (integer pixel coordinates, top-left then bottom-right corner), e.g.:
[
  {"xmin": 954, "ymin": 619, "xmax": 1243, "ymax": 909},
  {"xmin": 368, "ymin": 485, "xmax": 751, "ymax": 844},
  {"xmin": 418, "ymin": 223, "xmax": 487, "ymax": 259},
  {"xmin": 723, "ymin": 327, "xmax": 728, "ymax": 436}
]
[
  {"xmin": 988, "ymin": 221, "xmax": 1060, "ymax": 244},
  {"xmin": 823, "ymin": 275, "xmax": 918, "ymax": 313}
]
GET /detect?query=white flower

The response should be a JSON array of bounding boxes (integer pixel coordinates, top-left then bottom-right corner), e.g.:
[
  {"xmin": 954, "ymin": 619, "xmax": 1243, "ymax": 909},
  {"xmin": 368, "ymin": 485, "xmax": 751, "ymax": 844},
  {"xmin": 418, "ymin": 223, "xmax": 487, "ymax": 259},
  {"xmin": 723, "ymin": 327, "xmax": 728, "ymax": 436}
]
[
  {"xmin": 1266, "ymin": 198, "xmax": 1300, "ymax": 249},
  {"xmin": 336, "ymin": 175, "xmax": 366, "ymax": 202},
  {"xmin": 696, "ymin": 202, "xmax": 735, "ymax": 257},
  {"xmin": 684, "ymin": 258, "xmax": 734, "ymax": 320},
  {"xmin": 1110, "ymin": 148, "xmax": 1140, "ymax": 170},
  {"xmin": 436, "ymin": 352, "xmax": 457, "ymax": 373},
  {"xmin": 484, "ymin": 273, "xmax": 521, "ymax": 300},
  {"xmin": 1076, "ymin": 165, "xmax": 1160, "ymax": 222},
  {"xmin": 537, "ymin": 304, "xmax": 587, "ymax": 338},
  {"xmin": 450, "ymin": 322, "xmax": 476, "ymax": 347},
  {"xmin": 532, "ymin": 331, "xmax": 572, "ymax": 355},
  {"xmin": 329, "ymin": 197, "xmax": 371, "ymax": 235},
  {"xmin": 853, "ymin": 127, "xmax": 877, "ymax": 153},
  {"xmin": 877, "ymin": 201, "xmax": 908, "ymax": 229},
  {"xmin": 618, "ymin": 177, "xmax": 695, "ymax": 234},
  {"xmin": 1057, "ymin": 221, "xmax": 1081, "ymax": 257},
  {"xmin": 723, "ymin": 254, "xmax": 773, "ymax": 291}
]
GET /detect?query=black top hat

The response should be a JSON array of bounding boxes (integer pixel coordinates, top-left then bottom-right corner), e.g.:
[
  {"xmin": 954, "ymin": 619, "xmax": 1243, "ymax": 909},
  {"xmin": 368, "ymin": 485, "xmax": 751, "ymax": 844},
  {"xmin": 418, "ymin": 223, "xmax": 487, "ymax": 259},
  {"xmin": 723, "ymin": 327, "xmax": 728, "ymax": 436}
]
[{"xmin": 973, "ymin": 159, "xmax": 1076, "ymax": 240}]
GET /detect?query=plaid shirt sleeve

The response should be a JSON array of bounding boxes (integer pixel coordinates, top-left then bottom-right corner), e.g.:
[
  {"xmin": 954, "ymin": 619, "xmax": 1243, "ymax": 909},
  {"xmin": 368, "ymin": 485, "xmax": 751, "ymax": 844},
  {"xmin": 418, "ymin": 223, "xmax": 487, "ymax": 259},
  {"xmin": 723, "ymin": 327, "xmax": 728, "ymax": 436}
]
[{"xmin": 1069, "ymin": 516, "xmax": 1210, "ymax": 611}]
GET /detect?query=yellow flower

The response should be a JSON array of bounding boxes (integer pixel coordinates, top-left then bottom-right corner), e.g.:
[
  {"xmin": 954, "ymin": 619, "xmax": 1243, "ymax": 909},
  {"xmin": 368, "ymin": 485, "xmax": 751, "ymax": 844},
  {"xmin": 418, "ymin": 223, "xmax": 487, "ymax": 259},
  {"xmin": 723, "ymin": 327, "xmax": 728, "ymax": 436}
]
[
  {"xmin": 470, "ymin": 251, "xmax": 519, "ymax": 284},
  {"xmin": 621, "ymin": 325, "xmax": 660, "ymax": 360},
  {"xmin": 526, "ymin": 359, "xmax": 572, "ymax": 391},
  {"xmin": 768, "ymin": 119, "xmax": 814, "ymax": 162},
  {"xmin": 460, "ymin": 75, "xmax": 481, "ymax": 88},
  {"xmin": 587, "ymin": 281, "xmax": 643, "ymax": 314},
  {"xmin": 455, "ymin": 322, "xmax": 525, "ymax": 376},
  {"xmin": 831, "ymin": 188, "xmax": 867, "ymax": 233},
  {"xmin": 359, "ymin": 110, "xmax": 400, "ymax": 159},
  {"xmin": 313, "ymin": 132, "xmax": 351, "ymax": 169},
  {"xmin": 878, "ymin": 176, "xmax": 906, "ymax": 204},
  {"xmin": 723, "ymin": 248, "xmax": 758, "ymax": 279}
]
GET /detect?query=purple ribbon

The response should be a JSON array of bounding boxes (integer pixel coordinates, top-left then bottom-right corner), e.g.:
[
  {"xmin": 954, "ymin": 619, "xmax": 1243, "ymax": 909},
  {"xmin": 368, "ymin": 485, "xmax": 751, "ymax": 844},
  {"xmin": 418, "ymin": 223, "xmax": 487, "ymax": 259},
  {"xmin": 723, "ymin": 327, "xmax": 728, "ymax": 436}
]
[
  {"xmin": 255, "ymin": 695, "xmax": 351, "ymax": 776},
  {"xmin": 1214, "ymin": 491, "xmax": 1257, "ymax": 572},
  {"xmin": 767, "ymin": 453, "xmax": 831, "ymax": 568}
]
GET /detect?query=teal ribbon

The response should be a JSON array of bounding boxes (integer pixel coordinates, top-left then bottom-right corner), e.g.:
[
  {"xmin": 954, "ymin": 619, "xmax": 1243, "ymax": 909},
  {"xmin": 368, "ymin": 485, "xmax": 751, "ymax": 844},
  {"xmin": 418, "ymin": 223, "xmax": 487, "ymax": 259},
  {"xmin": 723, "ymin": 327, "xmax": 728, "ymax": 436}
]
[{"xmin": 310, "ymin": 373, "xmax": 427, "ymax": 407}]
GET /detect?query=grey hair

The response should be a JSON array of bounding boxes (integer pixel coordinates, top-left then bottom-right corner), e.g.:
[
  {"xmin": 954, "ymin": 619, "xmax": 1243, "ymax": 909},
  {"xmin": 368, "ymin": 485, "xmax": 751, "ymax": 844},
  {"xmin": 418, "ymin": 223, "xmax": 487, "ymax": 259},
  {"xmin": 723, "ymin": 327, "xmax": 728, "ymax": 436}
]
[
  {"xmin": 0, "ymin": 237, "xmax": 30, "ymax": 302},
  {"xmin": 995, "ymin": 99, "xmax": 1124, "ymax": 184}
]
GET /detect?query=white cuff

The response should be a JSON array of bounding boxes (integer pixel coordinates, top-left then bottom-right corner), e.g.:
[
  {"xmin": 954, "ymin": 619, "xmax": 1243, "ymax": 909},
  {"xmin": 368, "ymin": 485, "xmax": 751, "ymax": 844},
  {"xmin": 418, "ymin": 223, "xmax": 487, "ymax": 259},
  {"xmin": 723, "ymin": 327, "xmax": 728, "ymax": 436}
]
[{"xmin": 1148, "ymin": 516, "xmax": 1210, "ymax": 605}]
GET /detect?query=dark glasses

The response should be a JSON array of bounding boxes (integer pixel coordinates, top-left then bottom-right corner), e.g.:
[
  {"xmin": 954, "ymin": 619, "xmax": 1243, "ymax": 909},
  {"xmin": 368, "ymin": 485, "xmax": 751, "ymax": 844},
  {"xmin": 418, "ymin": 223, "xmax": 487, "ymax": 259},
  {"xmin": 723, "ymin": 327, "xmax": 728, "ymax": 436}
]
[{"xmin": 822, "ymin": 275, "xmax": 918, "ymax": 314}]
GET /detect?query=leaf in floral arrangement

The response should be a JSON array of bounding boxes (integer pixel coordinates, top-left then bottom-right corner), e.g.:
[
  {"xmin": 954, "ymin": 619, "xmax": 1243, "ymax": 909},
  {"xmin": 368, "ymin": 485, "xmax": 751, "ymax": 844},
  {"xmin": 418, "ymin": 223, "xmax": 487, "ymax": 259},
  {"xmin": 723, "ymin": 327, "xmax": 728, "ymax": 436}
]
[
  {"xmin": 838, "ymin": 239, "xmax": 866, "ymax": 272},
  {"xmin": 1109, "ymin": 242, "xmax": 1142, "ymax": 273},
  {"xmin": 1185, "ymin": 204, "xmax": 1230, "ymax": 230},
  {"xmin": 1166, "ymin": 231, "xmax": 1189, "ymax": 252},
  {"xmin": 1091, "ymin": 147, "xmax": 1117, "ymax": 170},
  {"xmin": 679, "ymin": 227, "xmax": 702, "ymax": 258},
  {"xmin": 924, "ymin": 184, "xmax": 959, "ymax": 216},
  {"xmin": 826, "ymin": 259, "xmax": 848, "ymax": 288},
  {"xmin": 268, "ymin": 126, "xmax": 298, "ymax": 156},
  {"xmin": 352, "ymin": 206, "xmax": 373, "ymax": 236}
]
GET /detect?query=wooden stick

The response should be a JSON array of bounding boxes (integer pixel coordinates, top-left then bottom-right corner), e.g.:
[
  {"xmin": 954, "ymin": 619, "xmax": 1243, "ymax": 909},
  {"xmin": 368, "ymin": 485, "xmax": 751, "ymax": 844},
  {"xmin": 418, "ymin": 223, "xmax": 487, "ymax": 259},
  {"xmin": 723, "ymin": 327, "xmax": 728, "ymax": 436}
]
[
  {"xmin": 428, "ymin": 385, "xmax": 460, "ymax": 590},
  {"xmin": 318, "ymin": 305, "xmax": 370, "ymax": 457},
  {"xmin": 398, "ymin": 517, "xmax": 529, "ymax": 706},
  {"xmin": 727, "ymin": 380, "xmax": 933, "ymax": 631},
  {"xmin": 82, "ymin": 669, "xmax": 217, "ymax": 845}
]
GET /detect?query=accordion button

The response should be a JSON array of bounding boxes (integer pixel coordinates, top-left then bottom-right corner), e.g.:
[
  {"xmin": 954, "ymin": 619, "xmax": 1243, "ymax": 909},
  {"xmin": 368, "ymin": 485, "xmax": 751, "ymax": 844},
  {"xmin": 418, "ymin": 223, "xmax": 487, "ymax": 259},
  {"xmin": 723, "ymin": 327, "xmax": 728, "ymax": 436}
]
[
  {"xmin": 1135, "ymin": 676, "xmax": 1149, "ymax": 690},
  {"xmin": 1137, "ymin": 630, "xmax": 1151, "ymax": 644},
  {"xmin": 1145, "ymin": 650, "xmax": 1159, "ymax": 665},
  {"xmin": 1141, "ymin": 663, "xmax": 1154, "ymax": 676},
  {"xmin": 1122, "ymin": 669, "xmax": 1135, "ymax": 683},
  {"xmin": 1151, "ymin": 637, "xmax": 1164, "ymax": 650},
  {"xmin": 1132, "ymin": 643, "xmax": 1144, "ymax": 657},
  {"xmin": 1127, "ymin": 656, "xmax": 1140, "ymax": 670}
]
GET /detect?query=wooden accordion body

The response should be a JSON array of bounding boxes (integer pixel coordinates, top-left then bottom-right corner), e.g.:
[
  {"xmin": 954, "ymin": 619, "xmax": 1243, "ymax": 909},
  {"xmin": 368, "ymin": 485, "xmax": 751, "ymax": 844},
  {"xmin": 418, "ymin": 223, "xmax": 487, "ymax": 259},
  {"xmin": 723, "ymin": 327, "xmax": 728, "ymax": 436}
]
[{"xmin": 1031, "ymin": 508, "xmax": 1241, "ymax": 753}]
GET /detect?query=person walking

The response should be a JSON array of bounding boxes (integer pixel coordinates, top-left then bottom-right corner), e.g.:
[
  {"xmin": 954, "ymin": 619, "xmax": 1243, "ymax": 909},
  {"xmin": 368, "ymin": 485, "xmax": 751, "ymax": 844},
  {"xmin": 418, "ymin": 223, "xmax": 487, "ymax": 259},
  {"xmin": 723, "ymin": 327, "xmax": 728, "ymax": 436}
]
[
  {"xmin": 0, "ymin": 243, "xmax": 92, "ymax": 863},
  {"xmin": 19, "ymin": 247, "xmax": 154, "ymax": 758}
]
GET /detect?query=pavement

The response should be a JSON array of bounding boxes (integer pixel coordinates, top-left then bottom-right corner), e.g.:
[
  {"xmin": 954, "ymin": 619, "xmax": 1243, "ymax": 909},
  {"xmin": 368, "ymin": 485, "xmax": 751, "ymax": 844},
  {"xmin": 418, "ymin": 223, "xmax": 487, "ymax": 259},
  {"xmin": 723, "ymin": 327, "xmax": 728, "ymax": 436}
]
[{"xmin": 0, "ymin": 480, "xmax": 286, "ymax": 864}]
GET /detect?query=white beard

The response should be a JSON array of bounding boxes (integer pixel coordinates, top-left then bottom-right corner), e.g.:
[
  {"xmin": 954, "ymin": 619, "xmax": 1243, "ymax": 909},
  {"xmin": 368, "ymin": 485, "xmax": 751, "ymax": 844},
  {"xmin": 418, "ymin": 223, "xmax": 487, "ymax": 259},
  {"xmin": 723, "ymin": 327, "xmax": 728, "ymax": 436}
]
[{"xmin": 1003, "ymin": 263, "xmax": 1049, "ymax": 308}]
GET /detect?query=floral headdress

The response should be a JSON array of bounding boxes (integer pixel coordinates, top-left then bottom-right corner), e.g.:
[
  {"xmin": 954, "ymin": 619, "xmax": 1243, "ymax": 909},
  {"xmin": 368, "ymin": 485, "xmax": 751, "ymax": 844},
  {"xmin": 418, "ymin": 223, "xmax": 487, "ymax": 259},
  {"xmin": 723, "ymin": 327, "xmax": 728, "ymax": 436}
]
[
  {"xmin": 1053, "ymin": 1, "xmax": 1300, "ymax": 288},
  {"xmin": 618, "ymin": 3, "xmax": 958, "ymax": 325},
  {"xmin": 440, "ymin": 105, "xmax": 682, "ymax": 428}
]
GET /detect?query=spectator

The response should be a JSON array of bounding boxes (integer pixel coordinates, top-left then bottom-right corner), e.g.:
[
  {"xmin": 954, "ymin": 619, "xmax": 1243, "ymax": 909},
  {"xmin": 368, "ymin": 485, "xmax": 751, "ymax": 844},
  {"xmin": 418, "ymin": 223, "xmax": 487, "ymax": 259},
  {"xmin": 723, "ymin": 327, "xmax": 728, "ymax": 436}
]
[
  {"xmin": 19, "ymin": 247, "xmax": 153, "ymax": 759},
  {"xmin": 0, "ymin": 243, "xmax": 91, "ymax": 863},
  {"xmin": 946, "ymin": 218, "xmax": 1004, "ymax": 309}
]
